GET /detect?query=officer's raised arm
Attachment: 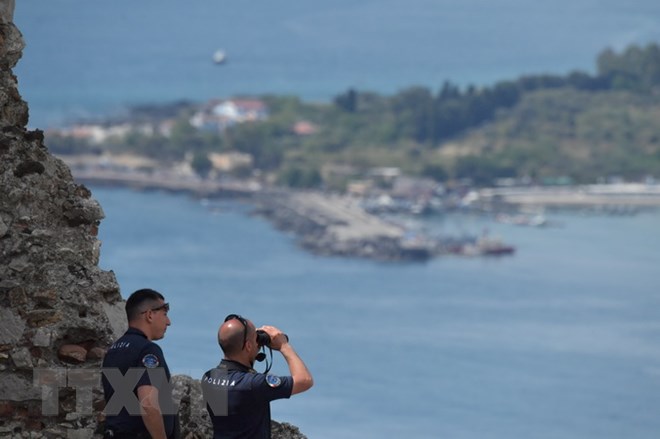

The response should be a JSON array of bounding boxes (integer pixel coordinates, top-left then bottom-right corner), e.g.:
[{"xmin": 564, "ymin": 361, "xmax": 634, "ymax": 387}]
[{"xmin": 259, "ymin": 325, "xmax": 314, "ymax": 395}]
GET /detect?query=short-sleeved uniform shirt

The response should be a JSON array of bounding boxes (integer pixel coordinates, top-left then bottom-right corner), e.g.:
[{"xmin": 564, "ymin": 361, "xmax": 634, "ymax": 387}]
[
  {"xmin": 201, "ymin": 359, "xmax": 294, "ymax": 439},
  {"xmin": 101, "ymin": 327, "xmax": 176, "ymax": 437}
]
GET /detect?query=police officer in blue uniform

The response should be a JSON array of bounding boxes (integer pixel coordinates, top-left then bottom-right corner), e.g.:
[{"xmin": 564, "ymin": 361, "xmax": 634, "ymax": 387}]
[
  {"xmin": 201, "ymin": 314, "xmax": 313, "ymax": 439},
  {"xmin": 101, "ymin": 288, "xmax": 179, "ymax": 439}
]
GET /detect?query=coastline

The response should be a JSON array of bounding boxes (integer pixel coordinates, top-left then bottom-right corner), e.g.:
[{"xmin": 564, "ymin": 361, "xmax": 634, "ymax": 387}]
[
  {"xmin": 72, "ymin": 168, "xmax": 262, "ymax": 198},
  {"xmin": 69, "ymin": 166, "xmax": 660, "ymax": 261},
  {"xmin": 478, "ymin": 185, "xmax": 660, "ymax": 207},
  {"xmin": 68, "ymin": 161, "xmax": 660, "ymax": 209}
]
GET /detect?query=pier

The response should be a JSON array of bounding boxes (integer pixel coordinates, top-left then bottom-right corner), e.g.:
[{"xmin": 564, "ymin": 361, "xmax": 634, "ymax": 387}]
[
  {"xmin": 478, "ymin": 184, "xmax": 660, "ymax": 207},
  {"xmin": 252, "ymin": 191, "xmax": 433, "ymax": 261}
]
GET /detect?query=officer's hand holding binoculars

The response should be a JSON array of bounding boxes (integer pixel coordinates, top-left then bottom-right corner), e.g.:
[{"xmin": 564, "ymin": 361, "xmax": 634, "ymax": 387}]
[{"xmin": 257, "ymin": 325, "xmax": 289, "ymax": 350}]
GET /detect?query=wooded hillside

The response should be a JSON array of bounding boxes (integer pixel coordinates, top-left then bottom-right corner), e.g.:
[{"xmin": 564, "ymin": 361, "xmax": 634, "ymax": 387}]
[{"xmin": 47, "ymin": 43, "xmax": 660, "ymax": 187}]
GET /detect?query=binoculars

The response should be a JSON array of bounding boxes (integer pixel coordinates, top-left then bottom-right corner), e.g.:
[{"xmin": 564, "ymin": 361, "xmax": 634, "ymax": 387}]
[{"xmin": 256, "ymin": 330, "xmax": 288, "ymax": 347}]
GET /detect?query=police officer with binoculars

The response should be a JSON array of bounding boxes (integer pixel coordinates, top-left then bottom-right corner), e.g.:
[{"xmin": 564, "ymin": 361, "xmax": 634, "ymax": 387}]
[{"xmin": 201, "ymin": 314, "xmax": 314, "ymax": 439}]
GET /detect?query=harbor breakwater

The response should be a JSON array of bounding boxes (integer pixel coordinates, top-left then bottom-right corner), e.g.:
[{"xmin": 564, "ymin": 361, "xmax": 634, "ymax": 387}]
[
  {"xmin": 70, "ymin": 166, "xmax": 439, "ymax": 261},
  {"xmin": 252, "ymin": 191, "xmax": 432, "ymax": 261},
  {"xmin": 62, "ymin": 158, "xmax": 660, "ymax": 261}
]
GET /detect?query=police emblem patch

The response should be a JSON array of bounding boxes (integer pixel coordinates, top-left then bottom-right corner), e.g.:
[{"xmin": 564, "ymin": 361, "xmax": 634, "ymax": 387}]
[
  {"xmin": 266, "ymin": 374, "xmax": 282, "ymax": 388},
  {"xmin": 142, "ymin": 354, "xmax": 160, "ymax": 368}
]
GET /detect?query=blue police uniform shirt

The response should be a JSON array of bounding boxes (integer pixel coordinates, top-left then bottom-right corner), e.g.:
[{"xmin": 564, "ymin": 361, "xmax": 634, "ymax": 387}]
[
  {"xmin": 101, "ymin": 327, "xmax": 175, "ymax": 436},
  {"xmin": 201, "ymin": 359, "xmax": 294, "ymax": 439}
]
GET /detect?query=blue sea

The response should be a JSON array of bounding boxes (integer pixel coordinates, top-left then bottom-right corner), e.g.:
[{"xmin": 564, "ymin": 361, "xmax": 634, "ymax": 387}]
[
  {"xmin": 14, "ymin": 0, "xmax": 660, "ymax": 128},
  {"xmin": 12, "ymin": 2, "xmax": 660, "ymax": 437},
  {"xmin": 91, "ymin": 188, "xmax": 660, "ymax": 439}
]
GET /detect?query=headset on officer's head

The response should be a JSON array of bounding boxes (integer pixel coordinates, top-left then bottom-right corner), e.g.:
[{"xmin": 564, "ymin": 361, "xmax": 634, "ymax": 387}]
[{"xmin": 224, "ymin": 314, "xmax": 286, "ymax": 374}]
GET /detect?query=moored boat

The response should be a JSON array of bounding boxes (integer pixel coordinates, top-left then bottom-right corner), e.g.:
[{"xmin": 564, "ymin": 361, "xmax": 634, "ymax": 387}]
[{"xmin": 212, "ymin": 49, "xmax": 227, "ymax": 64}]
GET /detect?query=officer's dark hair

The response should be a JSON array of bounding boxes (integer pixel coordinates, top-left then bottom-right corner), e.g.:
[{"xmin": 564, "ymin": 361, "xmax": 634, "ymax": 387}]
[{"xmin": 125, "ymin": 288, "xmax": 165, "ymax": 322}]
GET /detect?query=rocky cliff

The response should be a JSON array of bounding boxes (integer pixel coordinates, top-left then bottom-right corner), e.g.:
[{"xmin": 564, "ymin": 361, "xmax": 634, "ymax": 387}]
[
  {"xmin": 0, "ymin": 4, "xmax": 127, "ymax": 437},
  {"xmin": 0, "ymin": 5, "xmax": 305, "ymax": 438}
]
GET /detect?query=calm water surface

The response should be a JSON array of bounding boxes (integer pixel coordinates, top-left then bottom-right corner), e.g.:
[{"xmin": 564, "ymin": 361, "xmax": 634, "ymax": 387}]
[
  {"xmin": 92, "ymin": 187, "xmax": 660, "ymax": 439},
  {"xmin": 14, "ymin": 0, "xmax": 660, "ymax": 128}
]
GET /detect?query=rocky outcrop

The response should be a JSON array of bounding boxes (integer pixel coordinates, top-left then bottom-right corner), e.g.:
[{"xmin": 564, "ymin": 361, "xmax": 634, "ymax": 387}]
[
  {"xmin": 0, "ymin": 4, "xmax": 126, "ymax": 437},
  {"xmin": 1, "ymin": 7, "xmax": 307, "ymax": 438},
  {"xmin": 171, "ymin": 376, "xmax": 212, "ymax": 439},
  {"xmin": 0, "ymin": 2, "xmax": 14, "ymax": 25}
]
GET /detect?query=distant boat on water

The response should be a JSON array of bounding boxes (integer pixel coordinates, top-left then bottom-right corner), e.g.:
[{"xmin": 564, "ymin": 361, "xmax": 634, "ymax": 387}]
[
  {"xmin": 212, "ymin": 49, "xmax": 227, "ymax": 65},
  {"xmin": 476, "ymin": 236, "xmax": 516, "ymax": 255},
  {"xmin": 495, "ymin": 212, "xmax": 548, "ymax": 227}
]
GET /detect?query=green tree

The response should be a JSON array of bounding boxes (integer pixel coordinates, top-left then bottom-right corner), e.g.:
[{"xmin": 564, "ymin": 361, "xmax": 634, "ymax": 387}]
[
  {"xmin": 169, "ymin": 118, "xmax": 207, "ymax": 155},
  {"xmin": 277, "ymin": 166, "xmax": 322, "ymax": 188},
  {"xmin": 191, "ymin": 152, "xmax": 213, "ymax": 178},
  {"xmin": 454, "ymin": 156, "xmax": 515, "ymax": 186},
  {"xmin": 334, "ymin": 88, "xmax": 358, "ymax": 113},
  {"xmin": 227, "ymin": 122, "xmax": 286, "ymax": 170},
  {"xmin": 391, "ymin": 86, "xmax": 434, "ymax": 143},
  {"xmin": 597, "ymin": 43, "xmax": 660, "ymax": 91},
  {"xmin": 421, "ymin": 164, "xmax": 449, "ymax": 182}
]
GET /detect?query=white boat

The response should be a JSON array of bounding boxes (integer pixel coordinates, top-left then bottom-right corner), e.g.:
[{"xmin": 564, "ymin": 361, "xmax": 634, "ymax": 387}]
[
  {"xmin": 495, "ymin": 212, "xmax": 548, "ymax": 227},
  {"xmin": 212, "ymin": 49, "xmax": 227, "ymax": 65}
]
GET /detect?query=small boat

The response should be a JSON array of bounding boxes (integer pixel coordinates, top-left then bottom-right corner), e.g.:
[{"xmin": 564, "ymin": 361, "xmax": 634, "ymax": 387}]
[
  {"xmin": 495, "ymin": 213, "xmax": 547, "ymax": 227},
  {"xmin": 455, "ymin": 234, "xmax": 515, "ymax": 256},
  {"xmin": 212, "ymin": 49, "xmax": 227, "ymax": 65},
  {"xmin": 399, "ymin": 235, "xmax": 432, "ymax": 260},
  {"xmin": 476, "ymin": 236, "xmax": 515, "ymax": 255}
]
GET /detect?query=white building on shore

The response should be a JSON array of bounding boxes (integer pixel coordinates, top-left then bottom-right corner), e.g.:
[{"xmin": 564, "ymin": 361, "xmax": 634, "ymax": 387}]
[{"xmin": 190, "ymin": 98, "xmax": 269, "ymax": 133}]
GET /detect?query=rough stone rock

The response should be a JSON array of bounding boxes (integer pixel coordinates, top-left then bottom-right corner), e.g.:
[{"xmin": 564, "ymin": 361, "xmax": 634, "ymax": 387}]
[
  {"xmin": 171, "ymin": 375, "xmax": 213, "ymax": 439},
  {"xmin": 32, "ymin": 328, "xmax": 52, "ymax": 347},
  {"xmin": 0, "ymin": 216, "xmax": 8, "ymax": 236},
  {"xmin": 57, "ymin": 345, "xmax": 87, "ymax": 364},
  {"xmin": 271, "ymin": 421, "xmax": 309, "ymax": 439},
  {"xmin": 10, "ymin": 347, "xmax": 33, "ymax": 368},
  {"xmin": 0, "ymin": 10, "xmax": 123, "ymax": 436},
  {"xmin": 0, "ymin": 0, "xmax": 14, "ymax": 24},
  {"xmin": 0, "ymin": 308, "xmax": 26, "ymax": 344},
  {"xmin": 101, "ymin": 301, "xmax": 128, "ymax": 341},
  {"xmin": 85, "ymin": 347, "xmax": 106, "ymax": 361},
  {"xmin": 0, "ymin": 373, "xmax": 41, "ymax": 401}
]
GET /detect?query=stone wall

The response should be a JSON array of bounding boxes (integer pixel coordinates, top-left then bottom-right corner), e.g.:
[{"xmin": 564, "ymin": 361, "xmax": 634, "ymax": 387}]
[
  {"xmin": 0, "ymin": 7, "xmax": 307, "ymax": 438},
  {"xmin": 0, "ymin": 4, "xmax": 126, "ymax": 437},
  {"xmin": 0, "ymin": 1, "xmax": 15, "ymax": 26}
]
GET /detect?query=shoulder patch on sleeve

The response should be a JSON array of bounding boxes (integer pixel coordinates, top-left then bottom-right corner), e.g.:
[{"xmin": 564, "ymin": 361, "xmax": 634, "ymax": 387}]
[
  {"xmin": 142, "ymin": 353, "xmax": 160, "ymax": 368},
  {"xmin": 266, "ymin": 374, "xmax": 282, "ymax": 388}
]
